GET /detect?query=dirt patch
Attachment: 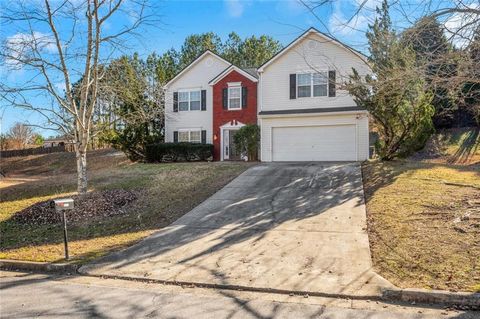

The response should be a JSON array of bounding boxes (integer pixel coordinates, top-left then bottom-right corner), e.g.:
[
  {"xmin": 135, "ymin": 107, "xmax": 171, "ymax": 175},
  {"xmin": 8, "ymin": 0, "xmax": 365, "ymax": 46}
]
[
  {"xmin": 363, "ymin": 161, "xmax": 480, "ymax": 292},
  {"xmin": 12, "ymin": 190, "xmax": 137, "ymax": 225},
  {"xmin": 411, "ymin": 127, "xmax": 480, "ymax": 165}
]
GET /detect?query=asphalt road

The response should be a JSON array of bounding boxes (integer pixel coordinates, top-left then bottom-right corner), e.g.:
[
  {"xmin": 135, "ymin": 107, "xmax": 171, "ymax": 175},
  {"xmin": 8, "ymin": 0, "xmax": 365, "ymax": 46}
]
[{"xmin": 1, "ymin": 271, "xmax": 477, "ymax": 319}]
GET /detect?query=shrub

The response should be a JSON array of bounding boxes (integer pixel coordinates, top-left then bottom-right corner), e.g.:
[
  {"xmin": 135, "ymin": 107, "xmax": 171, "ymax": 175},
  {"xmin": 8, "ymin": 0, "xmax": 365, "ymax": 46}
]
[
  {"xmin": 233, "ymin": 124, "xmax": 260, "ymax": 161},
  {"xmin": 107, "ymin": 125, "xmax": 163, "ymax": 162},
  {"xmin": 145, "ymin": 143, "xmax": 213, "ymax": 163}
]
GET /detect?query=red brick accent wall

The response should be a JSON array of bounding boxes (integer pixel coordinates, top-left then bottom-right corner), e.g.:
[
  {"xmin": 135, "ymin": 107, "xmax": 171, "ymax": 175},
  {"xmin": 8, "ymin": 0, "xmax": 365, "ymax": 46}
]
[{"xmin": 212, "ymin": 70, "xmax": 257, "ymax": 161}]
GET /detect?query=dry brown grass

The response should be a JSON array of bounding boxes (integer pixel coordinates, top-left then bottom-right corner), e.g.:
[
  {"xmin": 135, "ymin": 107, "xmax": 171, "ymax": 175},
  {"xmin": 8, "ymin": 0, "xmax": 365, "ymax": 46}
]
[
  {"xmin": 362, "ymin": 160, "xmax": 480, "ymax": 292},
  {"xmin": 0, "ymin": 149, "xmax": 254, "ymax": 263}
]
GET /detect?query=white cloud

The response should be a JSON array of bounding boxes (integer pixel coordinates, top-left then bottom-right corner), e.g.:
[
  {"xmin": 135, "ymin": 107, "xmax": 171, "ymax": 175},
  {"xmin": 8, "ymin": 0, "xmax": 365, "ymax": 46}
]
[
  {"xmin": 444, "ymin": 3, "xmax": 479, "ymax": 48},
  {"xmin": 225, "ymin": 0, "xmax": 245, "ymax": 18},
  {"xmin": 5, "ymin": 32, "xmax": 57, "ymax": 68},
  {"xmin": 55, "ymin": 82, "xmax": 66, "ymax": 93},
  {"xmin": 329, "ymin": 0, "xmax": 380, "ymax": 36}
]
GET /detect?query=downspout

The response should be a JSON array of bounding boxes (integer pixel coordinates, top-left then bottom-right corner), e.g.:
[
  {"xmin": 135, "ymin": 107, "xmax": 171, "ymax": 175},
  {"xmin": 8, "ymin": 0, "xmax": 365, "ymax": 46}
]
[{"xmin": 258, "ymin": 71, "xmax": 263, "ymax": 161}]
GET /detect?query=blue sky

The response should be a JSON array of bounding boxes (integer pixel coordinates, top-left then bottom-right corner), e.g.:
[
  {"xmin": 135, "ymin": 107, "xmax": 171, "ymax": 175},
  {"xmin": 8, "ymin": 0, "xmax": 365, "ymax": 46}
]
[{"xmin": 0, "ymin": 0, "xmax": 465, "ymax": 136}]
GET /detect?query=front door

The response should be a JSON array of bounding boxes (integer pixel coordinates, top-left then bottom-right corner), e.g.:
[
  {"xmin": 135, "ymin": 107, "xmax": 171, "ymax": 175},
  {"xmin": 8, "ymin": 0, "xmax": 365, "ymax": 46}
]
[{"xmin": 223, "ymin": 129, "xmax": 241, "ymax": 161}]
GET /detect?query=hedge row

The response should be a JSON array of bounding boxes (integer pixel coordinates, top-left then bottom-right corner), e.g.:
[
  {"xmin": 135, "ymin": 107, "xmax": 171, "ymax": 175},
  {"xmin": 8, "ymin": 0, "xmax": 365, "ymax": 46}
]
[{"xmin": 145, "ymin": 143, "xmax": 214, "ymax": 162}]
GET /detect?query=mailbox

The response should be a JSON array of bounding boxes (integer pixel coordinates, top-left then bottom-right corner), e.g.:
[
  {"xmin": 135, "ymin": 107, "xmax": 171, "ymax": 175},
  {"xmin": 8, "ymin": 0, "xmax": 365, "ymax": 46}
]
[
  {"xmin": 54, "ymin": 198, "xmax": 74, "ymax": 211},
  {"xmin": 54, "ymin": 198, "xmax": 74, "ymax": 260}
]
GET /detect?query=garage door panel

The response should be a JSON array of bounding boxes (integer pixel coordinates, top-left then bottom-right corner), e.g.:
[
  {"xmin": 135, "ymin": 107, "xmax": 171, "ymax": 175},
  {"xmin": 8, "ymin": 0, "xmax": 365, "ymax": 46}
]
[{"xmin": 272, "ymin": 125, "xmax": 356, "ymax": 161}]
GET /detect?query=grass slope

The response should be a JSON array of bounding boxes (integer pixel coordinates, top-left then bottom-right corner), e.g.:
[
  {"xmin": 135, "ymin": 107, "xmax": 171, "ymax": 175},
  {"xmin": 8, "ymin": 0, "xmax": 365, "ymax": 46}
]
[
  {"xmin": 411, "ymin": 127, "xmax": 480, "ymax": 166},
  {"xmin": 0, "ymin": 150, "xmax": 253, "ymax": 263},
  {"xmin": 363, "ymin": 160, "xmax": 480, "ymax": 292}
]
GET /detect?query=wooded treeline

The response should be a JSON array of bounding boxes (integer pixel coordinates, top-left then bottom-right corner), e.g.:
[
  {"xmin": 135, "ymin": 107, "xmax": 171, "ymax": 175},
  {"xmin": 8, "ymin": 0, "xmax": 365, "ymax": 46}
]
[
  {"xmin": 345, "ymin": 0, "xmax": 479, "ymax": 159},
  {"xmin": 90, "ymin": 32, "xmax": 282, "ymax": 160}
]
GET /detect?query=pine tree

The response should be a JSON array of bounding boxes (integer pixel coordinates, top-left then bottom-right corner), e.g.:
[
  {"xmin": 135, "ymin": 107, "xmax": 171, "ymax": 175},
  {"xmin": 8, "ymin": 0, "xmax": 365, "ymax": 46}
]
[
  {"xmin": 347, "ymin": 0, "xmax": 435, "ymax": 160},
  {"xmin": 402, "ymin": 16, "xmax": 456, "ymax": 128}
]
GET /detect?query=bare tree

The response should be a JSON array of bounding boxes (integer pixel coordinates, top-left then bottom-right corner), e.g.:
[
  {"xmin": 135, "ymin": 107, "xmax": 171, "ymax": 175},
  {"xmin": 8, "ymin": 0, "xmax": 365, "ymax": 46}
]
[
  {"xmin": 0, "ymin": 0, "xmax": 157, "ymax": 194},
  {"xmin": 301, "ymin": 0, "xmax": 479, "ymax": 72},
  {"xmin": 8, "ymin": 122, "xmax": 35, "ymax": 149},
  {"xmin": 302, "ymin": 0, "xmax": 479, "ymax": 125}
]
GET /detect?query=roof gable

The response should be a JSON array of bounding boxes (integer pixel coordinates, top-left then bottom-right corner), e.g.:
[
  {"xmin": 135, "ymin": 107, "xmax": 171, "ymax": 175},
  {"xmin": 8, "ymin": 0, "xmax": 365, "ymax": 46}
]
[
  {"xmin": 257, "ymin": 27, "xmax": 367, "ymax": 72},
  {"xmin": 209, "ymin": 65, "xmax": 258, "ymax": 85},
  {"xmin": 165, "ymin": 50, "xmax": 231, "ymax": 88}
]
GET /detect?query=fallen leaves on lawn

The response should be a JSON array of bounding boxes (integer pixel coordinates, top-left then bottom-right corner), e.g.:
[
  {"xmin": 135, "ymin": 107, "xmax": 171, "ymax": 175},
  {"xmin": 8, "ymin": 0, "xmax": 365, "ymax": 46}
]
[{"xmin": 12, "ymin": 189, "xmax": 137, "ymax": 225}]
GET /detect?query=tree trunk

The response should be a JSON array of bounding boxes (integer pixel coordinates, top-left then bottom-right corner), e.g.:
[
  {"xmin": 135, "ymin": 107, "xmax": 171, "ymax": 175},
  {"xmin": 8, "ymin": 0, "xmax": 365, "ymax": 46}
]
[{"xmin": 76, "ymin": 146, "xmax": 88, "ymax": 195}]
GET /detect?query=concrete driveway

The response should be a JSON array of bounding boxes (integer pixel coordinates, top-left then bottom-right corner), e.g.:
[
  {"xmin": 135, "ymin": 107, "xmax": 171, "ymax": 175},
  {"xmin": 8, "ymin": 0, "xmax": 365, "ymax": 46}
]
[{"xmin": 81, "ymin": 162, "xmax": 392, "ymax": 297}]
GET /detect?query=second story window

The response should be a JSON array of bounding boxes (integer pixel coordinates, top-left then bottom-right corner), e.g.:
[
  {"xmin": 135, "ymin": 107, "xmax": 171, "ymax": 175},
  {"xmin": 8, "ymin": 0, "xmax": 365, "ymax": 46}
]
[
  {"xmin": 297, "ymin": 72, "xmax": 328, "ymax": 98},
  {"xmin": 179, "ymin": 90, "xmax": 201, "ymax": 111},
  {"xmin": 297, "ymin": 74, "xmax": 311, "ymax": 97},
  {"xmin": 228, "ymin": 86, "xmax": 241, "ymax": 110}
]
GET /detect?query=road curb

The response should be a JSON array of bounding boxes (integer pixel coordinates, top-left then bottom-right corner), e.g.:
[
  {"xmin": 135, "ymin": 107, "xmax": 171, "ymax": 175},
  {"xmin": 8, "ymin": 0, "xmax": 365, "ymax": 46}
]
[
  {"xmin": 0, "ymin": 259, "xmax": 79, "ymax": 274},
  {"xmin": 382, "ymin": 288, "xmax": 480, "ymax": 310},
  {"xmin": 79, "ymin": 271, "xmax": 384, "ymax": 301},
  {"xmin": 2, "ymin": 259, "xmax": 478, "ymax": 309}
]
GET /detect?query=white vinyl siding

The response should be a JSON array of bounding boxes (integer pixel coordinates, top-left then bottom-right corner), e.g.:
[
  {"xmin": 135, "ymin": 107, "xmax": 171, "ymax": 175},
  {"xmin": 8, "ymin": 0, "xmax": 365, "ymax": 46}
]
[
  {"xmin": 259, "ymin": 32, "xmax": 370, "ymax": 112},
  {"xmin": 165, "ymin": 52, "xmax": 230, "ymax": 144}
]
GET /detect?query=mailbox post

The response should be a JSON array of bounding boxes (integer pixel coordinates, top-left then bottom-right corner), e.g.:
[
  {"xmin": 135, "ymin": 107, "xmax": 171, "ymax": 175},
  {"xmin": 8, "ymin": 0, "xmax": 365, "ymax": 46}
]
[{"xmin": 54, "ymin": 198, "xmax": 74, "ymax": 260}]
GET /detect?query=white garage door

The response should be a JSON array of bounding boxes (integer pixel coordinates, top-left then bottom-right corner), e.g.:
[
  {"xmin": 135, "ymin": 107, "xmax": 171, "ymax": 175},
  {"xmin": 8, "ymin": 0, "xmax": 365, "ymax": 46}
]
[{"xmin": 271, "ymin": 124, "xmax": 357, "ymax": 161}]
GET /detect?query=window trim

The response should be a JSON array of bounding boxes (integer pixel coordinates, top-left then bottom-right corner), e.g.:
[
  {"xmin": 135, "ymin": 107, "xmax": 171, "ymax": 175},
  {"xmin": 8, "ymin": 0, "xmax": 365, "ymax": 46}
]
[
  {"xmin": 296, "ymin": 71, "xmax": 329, "ymax": 98},
  {"xmin": 178, "ymin": 129, "xmax": 202, "ymax": 143},
  {"xmin": 178, "ymin": 89, "xmax": 202, "ymax": 111},
  {"xmin": 227, "ymin": 85, "xmax": 242, "ymax": 110}
]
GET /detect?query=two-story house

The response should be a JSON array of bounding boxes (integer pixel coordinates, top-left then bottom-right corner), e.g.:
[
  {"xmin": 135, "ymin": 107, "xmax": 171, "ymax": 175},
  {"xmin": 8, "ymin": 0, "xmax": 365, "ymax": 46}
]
[{"xmin": 165, "ymin": 28, "xmax": 370, "ymax": 162}]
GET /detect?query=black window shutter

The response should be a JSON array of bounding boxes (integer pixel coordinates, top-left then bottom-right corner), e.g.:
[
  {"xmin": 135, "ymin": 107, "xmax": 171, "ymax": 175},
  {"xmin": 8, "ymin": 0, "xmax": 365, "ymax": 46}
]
[
  {"xmin": 173, "ymin": 131, "xmax": 178, "ymax": 143},
  {"xmin": 222, "ymin": 88, "xmax": 228, "ymax": 109},
  {"xmin": 289, "ymin": 74, "xmax": 296, "ymax": 99},
  {"xmin": 328, "ymin": 70, "xmax": 336, "ymax": 97},
  {"xmin": 201, "ymin": 90, "xmax": 206, "ymax": 111},
  {"xmin": 173, "ymin": 92, "xmax": 178, "ymax": 112},
  {"xmin": 201, "ymin": 130, "xmax": 206, "ymax": 144},
  {"xmin": 242, "ymin": 87, "xmax": 247, "ymax": 108}
]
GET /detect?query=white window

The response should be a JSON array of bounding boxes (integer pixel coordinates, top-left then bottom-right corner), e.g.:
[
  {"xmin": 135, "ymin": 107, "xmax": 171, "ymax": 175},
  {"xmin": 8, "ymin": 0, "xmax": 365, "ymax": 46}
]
[
  {"xmin": 297, "ymin": 74, "xmax": 311, "ymax": 98},
  {"xmin": 179, "ymin": 130, "xmax": 201, "ymax": 143},
  {"xmin": 228, "ymin": 86, "xmax": 241, "ymax": 110},
  {"xmin": 313, "ymin": 72, "xmax": 328, "ymax": 97},
  {"xmin": 178, "ymin": 91, "xmax": 189, "ymax": 111},
  {"xmin": 297, "ymin": 72, "xmax": 328, "ymax": 98},
  {"xmin": 178, "ymin": 90, "xmax": 201, "ymax": 111},
  {"xmin": 190, "ymin": 91, "xmax": 201, "ymax": 110}
]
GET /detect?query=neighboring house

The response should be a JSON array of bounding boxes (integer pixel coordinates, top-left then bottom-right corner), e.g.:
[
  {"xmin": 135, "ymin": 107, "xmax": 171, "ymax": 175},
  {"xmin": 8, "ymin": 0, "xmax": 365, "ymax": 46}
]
[
  {"xmin": 43, "ymin": 137, "xmax": 74, "ymax": 148},
  {"xmin": 164, "ymin": 28, "xmax": 370, "ymax": 162}
]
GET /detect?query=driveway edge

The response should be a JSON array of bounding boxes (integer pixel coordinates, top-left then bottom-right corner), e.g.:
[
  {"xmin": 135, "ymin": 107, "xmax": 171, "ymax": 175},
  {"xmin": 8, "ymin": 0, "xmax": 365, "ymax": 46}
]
[{"xmin": 0, "ymin": 259, "xmax": 79, "ymax": 274}]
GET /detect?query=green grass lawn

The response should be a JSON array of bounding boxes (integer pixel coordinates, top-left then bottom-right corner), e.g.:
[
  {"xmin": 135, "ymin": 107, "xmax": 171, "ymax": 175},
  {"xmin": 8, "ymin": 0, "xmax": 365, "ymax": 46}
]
[
  {"xmin": 362, "ymin": 160, "xmax": 480, "ymax": 292},
  {"xmin": 0, "ymin": 150, "xmax": 254, "ymax": 263}
]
